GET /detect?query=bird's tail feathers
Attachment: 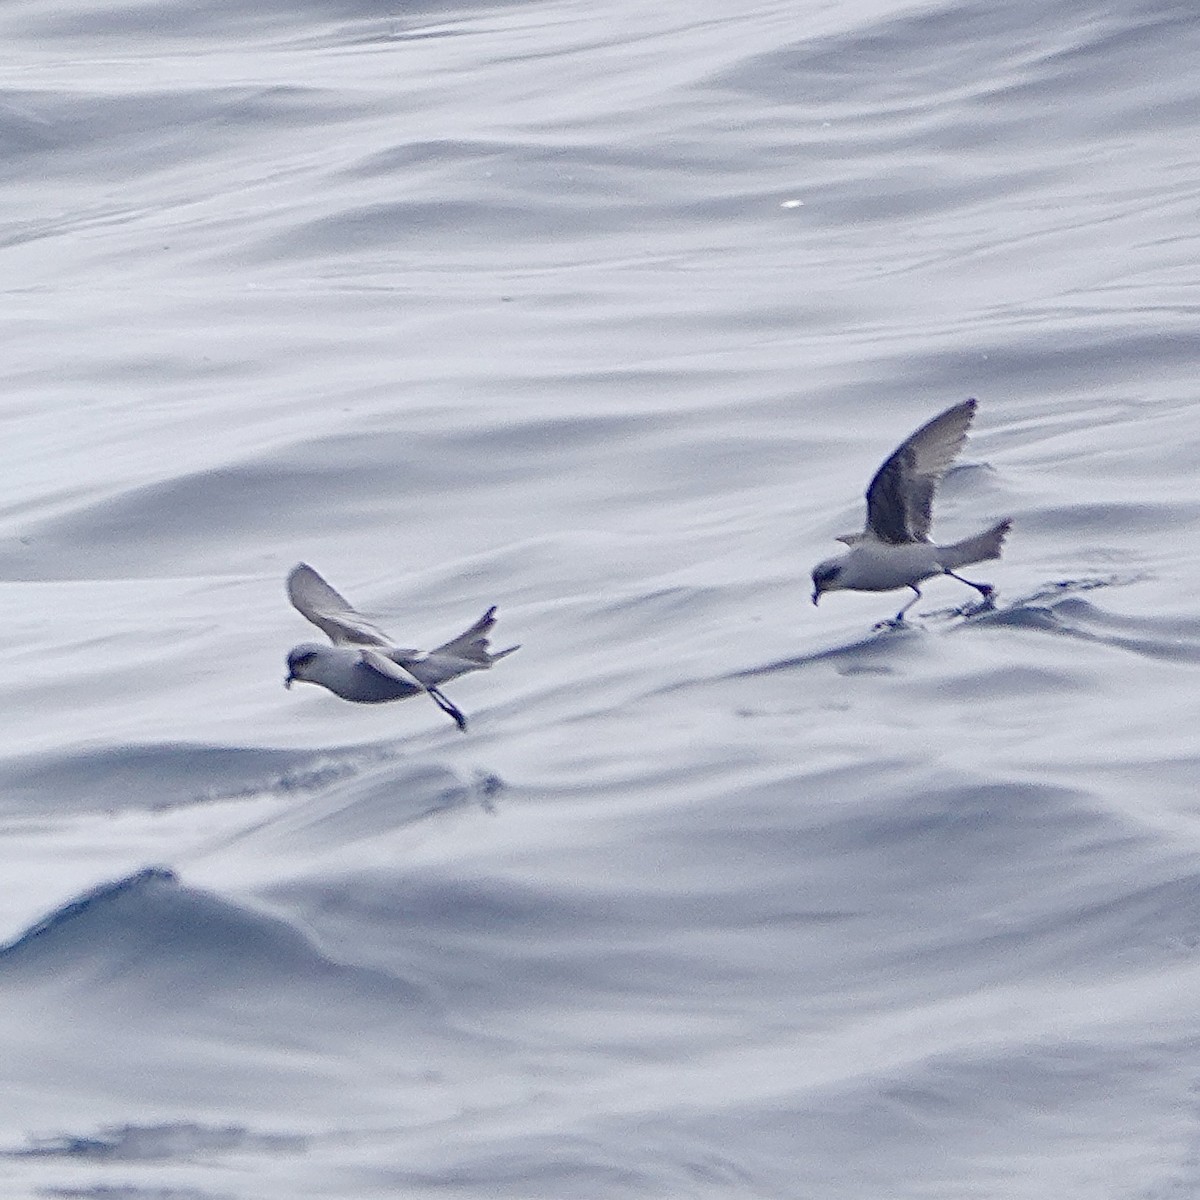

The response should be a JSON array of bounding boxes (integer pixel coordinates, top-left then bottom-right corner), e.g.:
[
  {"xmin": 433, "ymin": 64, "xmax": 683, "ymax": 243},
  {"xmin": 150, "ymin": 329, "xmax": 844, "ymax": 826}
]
[
  {"xmin": 940, "ymin": 519, "xmax": 1012, "ymax": 570},
  {"xmin": 431, "ymin": 607, "xmax": 519, "ymax": 669}
]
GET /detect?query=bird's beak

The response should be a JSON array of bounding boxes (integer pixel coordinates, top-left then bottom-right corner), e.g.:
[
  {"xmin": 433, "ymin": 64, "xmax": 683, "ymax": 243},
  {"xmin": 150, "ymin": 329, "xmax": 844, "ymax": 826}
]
[
  {"xmin": 812, "ymin": 591, "xmax": 820, "ymax": 606},
  {"xmin": 284, "ymin": 674, "xmax": 294, "ymax": 690}
]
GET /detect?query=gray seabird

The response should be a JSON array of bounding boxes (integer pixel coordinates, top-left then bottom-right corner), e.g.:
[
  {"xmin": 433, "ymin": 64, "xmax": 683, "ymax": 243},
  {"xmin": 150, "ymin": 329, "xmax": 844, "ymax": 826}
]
[
  {"xmin": 810, "ymin": 398, "xmax": 1011, "ymax": 623},
  {"xmin": 284, "ymin": 563, "xmax": 518, "ymax": 731}
]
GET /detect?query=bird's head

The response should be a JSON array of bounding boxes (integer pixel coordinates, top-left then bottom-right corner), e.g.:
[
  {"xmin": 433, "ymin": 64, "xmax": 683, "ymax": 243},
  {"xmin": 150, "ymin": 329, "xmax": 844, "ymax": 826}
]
[
  {"xmin": 284, "ymin": 643, "xmax": 325, "ymax": 689},
  {"xmin": 810, "ymin": 557, "xmax": 846, "ymax": 606}
]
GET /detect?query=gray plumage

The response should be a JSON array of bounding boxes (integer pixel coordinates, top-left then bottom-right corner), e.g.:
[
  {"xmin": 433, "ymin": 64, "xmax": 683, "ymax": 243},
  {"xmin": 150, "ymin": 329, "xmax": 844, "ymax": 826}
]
[
  {"xmin": 863, "ymin": 399, "xmax": 976, "ymax": 544},
  {"xmin": 811, "ymin": 399, "xmax": 1011, "ymax": 621},
  {"xmin": 284, "ymin": 563, "xmax": 518, "ymax": 731}
]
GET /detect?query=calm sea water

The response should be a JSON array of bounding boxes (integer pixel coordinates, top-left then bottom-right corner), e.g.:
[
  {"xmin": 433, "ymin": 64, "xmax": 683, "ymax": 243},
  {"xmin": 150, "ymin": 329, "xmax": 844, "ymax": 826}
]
[{"xmin": 3, "ymin": 0, "xmax": 1200, "ymax": 1196}]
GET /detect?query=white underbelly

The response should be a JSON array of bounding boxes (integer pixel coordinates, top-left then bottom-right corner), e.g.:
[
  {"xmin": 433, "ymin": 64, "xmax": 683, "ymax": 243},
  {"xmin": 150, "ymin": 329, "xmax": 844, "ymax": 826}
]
[{"xmin": 845, "ymin": 542, "xmax": 943, "ymax": 592}]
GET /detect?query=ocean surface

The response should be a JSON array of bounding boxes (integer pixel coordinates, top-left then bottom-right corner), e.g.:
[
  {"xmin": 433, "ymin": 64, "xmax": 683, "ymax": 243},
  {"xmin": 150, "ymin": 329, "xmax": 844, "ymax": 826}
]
[{"xmin": 2, "ymin": 0, "xmax": 1199, "ymax": 1196}]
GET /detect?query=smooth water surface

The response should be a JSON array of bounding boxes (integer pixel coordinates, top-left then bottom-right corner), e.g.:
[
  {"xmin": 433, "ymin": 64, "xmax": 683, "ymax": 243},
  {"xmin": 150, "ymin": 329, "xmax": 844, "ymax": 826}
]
[{"xmin": 3, "ymin": 0, "xmax": 1200, "ymax": 1196}]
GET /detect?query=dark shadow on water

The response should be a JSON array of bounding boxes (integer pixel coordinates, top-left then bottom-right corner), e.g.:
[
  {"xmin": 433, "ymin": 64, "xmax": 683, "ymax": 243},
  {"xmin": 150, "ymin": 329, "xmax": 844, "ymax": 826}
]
[
  {"xmin": 11, "ymin": 1118, "xmax": 304, "ymax": 1199},
  {"xmin": 38, "ymin": 1186, "xmax": 228, "ymax": 1200},
  {"xmin": 744, "ymin": 620, "xmax": 920, "ymax": 678},
  {"xmin": 7, "ymin": 1120, "xmax": 306, "ymax": 1163}
]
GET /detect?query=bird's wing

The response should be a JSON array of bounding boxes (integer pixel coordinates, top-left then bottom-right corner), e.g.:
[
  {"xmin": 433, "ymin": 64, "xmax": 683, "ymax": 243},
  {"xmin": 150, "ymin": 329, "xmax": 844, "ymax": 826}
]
[
  {"xmin": 286, "ymin": 563, "xmax": 394, "ymax": 647},
  {"xmin": 358, "ymin": 647, "xmax": 426, "ymax": 687},
  {"xmin": 360, "ymin": 648, "xmax": 467, "ymax": 732},
  {"xmin": 863, "ymin": 399, "xmax": 976, "ymax": 543}
]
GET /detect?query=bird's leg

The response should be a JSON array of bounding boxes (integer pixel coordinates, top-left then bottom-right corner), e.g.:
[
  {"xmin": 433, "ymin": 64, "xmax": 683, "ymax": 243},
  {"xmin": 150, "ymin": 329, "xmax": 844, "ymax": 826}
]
[
  {"xmin": 944, "ymin": 570, "xmax": 995, "ymax": 608},
  {"xmin": 875, "ymin": 585, "xmax": 923, "ymax": 630},
  {"xmin": 426, "ymin": 685, "xmax": 468, "ymax": 732},
  {"xmin": 894, "ymin": 585, "xmax": 922, "ymax": 622}
]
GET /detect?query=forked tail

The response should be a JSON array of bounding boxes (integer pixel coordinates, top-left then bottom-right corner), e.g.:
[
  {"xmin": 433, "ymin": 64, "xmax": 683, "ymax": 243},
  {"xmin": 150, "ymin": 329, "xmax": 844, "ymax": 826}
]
[
  {"xmin": 431, "ymin": 606, "xmax": 519, "ymax": 669},
  {"xmin": 940, "ymin": 518, "xmax": 1012, "ymax": 570}
]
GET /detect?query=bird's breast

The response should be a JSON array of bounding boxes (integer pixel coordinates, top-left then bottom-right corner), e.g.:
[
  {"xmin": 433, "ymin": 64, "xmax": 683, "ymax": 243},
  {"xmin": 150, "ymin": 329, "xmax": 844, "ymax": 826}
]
[{"xmin": 844, "ymin": 542, "xmax": 943, "ymax": 591}]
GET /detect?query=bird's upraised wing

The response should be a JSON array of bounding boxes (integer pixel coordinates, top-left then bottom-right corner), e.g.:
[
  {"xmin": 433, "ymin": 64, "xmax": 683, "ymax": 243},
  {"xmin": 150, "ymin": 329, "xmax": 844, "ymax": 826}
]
[
  {"xmin": 863, "ymin": 398, "xmax": 976, "ymax": 544},
  {"xmin": 286, "ymin": 563, "xmax": 396, "ymax": 648}
]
